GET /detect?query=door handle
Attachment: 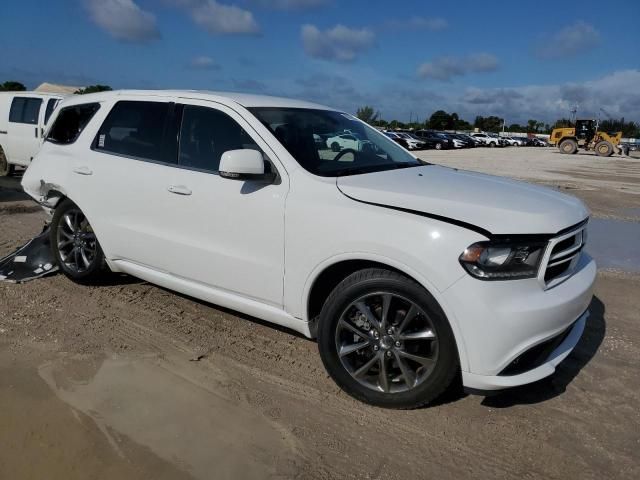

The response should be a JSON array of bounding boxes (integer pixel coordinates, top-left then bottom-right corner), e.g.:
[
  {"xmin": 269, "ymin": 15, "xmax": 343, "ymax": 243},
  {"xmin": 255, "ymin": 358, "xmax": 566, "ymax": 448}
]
[
  {"xmin": 73, "ymin": 166, "xmax": 93, "ymax": 176},
  {"xmin": 167, "ymin": 185, "xmax": 192, "ymax": 196}
]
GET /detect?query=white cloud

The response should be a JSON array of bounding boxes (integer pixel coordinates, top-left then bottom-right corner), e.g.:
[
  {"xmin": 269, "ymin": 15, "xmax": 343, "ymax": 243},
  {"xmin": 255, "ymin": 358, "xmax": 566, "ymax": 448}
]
[
  {"xmin": 84, "ymin": 0, "xmax": 160, "ymax": 42},
  {"xmin": 301, "ymin": 24, "xmax": 375, "ymax": 62},
  {"xmin": 167, "ymin": 0, "xmax": 260, "ymax": 35},
  {"xmin": 386, "ymin": 16, "xmax": 448, "ymax": 31},
  {"xmin": 189, "ymin": 55, "xmax": 219, "ymax": 69},
  {"xmin": 190, "ymin": 1, "xmax": 260, "ymax": 34},
  {"xmin": 456, "ymin": 70, "xmax": 640, "ymax": 123},
  {"xmin": 535, "ymin": 21, "xmax": 600, "ymax": 59},
  {"xmin": 418, "ymin": 53, "xmax": 499, "ymax": 81}
]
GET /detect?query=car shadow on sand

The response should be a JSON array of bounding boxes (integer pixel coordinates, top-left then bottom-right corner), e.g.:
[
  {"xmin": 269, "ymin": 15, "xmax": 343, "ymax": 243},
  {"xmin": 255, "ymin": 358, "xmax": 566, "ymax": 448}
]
[{"xmin": 480, "ymin": 295, "xmax": 606, "ymax": 408}]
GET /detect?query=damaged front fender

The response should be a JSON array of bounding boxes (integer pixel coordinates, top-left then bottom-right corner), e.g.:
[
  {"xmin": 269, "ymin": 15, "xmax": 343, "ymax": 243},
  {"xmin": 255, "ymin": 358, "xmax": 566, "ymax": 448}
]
[{"xmin": 37, "ymin": 180, "xmax": 67, "ymax": 209}]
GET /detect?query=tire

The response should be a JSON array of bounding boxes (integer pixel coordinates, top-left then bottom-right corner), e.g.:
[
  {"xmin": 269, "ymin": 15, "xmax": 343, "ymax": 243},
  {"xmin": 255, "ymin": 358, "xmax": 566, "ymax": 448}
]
[
  {"xmin": 331, "ymin": 142, "xmax": 340, "ymax": 152},
  {"xmin": 0, "ymin": 148, "xmax": 15, "ymax": 177},
  {"xmin": 595, "ymin": 141, "xmax": 613, "ymax": 157},
  {"xmin": 435, "ymin": 143, "xmax": 442, "ymax": 150},
  {"xmin": 317, "ymin": 268, "xmax": 459, "ymax": 409},
  {"xmin": 559, "ymin": 138, "xmax": 578, "ymax": 155},
  {"xmin": 489, "ymin": 142, "xmax": 496, "ymax": 148},
  {"xmin": 50, "ymin": 199, "xmax": 108, "ymax": 284}
]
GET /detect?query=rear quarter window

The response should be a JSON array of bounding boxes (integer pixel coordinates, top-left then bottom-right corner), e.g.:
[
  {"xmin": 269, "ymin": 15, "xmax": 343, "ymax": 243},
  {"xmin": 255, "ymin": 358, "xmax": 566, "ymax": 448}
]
[{"xmin": 46, "ymin": 103, "xmax": 101, "ymax": 145}]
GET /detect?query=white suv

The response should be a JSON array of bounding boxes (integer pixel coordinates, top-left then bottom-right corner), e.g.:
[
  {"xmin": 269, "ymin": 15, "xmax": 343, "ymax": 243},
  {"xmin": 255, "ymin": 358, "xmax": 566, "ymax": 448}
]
[{"xmin": 22, "ymin": 90, "xmax": 596, "ymax": 408}]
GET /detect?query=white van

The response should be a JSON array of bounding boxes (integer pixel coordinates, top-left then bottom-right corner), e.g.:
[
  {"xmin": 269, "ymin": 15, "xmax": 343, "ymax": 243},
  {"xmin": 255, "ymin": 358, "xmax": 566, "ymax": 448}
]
[{"xmin": 0, "ymin": 92, "xmax": 64, "ymax": 176}]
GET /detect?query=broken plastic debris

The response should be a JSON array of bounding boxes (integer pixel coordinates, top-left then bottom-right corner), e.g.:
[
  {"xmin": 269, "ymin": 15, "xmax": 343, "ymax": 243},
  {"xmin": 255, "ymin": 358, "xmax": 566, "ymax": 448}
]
[{"xmin": 0, "ymin": 226, "xmax": 59, "ymax": 283}]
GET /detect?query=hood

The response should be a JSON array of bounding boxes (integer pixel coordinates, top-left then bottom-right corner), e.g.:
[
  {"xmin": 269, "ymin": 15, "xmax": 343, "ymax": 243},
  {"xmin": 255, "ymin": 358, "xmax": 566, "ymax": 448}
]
[{"xmin": 337, "ymin": 165, "xmax": 588, "ymax": 236}]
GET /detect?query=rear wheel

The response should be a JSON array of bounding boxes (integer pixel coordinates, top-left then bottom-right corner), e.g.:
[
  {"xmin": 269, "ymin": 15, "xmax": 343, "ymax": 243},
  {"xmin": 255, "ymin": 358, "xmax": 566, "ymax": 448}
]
[
  {"xmin": 317, "ymin": 268, "xmax": 459, "ymax": 409},
  {"xmin": 435, "ymin": 142, "xmax": 442, "ymax": 150},
  {"xmin": 489, "ymin": 142, "xmax": 496, "ymax": 148},
  {"xmin": 559, "ymin": 138, "xmax": 578, "ymax": 155},
  {"xmin": 50, "ymin": 199, "xmax": 108, "ymax": 283},
  {"xmin": 595, "ymin": 141, "xmax": 613, "ymax": 157},
  {"xmin": 0, "ymin": 148, "xmax": 15, "ymax": 177}
]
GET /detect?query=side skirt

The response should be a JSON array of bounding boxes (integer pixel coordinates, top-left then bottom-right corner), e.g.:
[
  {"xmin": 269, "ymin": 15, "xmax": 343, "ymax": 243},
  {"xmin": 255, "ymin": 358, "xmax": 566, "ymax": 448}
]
[{"xmin": 112, "ymin": 259, "xmax": 312, "ymax": 338}]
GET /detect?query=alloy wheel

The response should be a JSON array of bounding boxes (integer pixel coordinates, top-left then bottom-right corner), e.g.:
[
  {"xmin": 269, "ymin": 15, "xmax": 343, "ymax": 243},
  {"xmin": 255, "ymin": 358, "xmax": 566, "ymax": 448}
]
[
  {"xmin": 335, "ymin": 292, "xmax": 439, "ymax": 394},
  {"xmin": 56, "ymin": 208, "xmax": 98, "ymax": 273}
]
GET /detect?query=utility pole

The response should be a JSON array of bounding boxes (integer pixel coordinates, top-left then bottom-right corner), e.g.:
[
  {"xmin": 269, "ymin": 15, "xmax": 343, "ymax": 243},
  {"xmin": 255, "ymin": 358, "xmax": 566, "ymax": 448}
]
[{"xmin": 570, "ymin": 105, "xmax": 578, "ymax": 124}]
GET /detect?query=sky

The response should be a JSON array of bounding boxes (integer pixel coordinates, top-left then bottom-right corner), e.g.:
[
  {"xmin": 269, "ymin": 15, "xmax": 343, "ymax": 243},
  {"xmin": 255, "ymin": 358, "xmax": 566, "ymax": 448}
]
[{"xmin": 1, "ymin": 0, "xmax": 639, "ymax": 124}]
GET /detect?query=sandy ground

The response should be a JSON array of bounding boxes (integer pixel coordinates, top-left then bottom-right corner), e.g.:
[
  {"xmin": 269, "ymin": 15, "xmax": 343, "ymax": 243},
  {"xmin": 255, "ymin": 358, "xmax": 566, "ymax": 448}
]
[{"xmin": 1, "ymin": 147, "xmax": 639, "ymax": 479}]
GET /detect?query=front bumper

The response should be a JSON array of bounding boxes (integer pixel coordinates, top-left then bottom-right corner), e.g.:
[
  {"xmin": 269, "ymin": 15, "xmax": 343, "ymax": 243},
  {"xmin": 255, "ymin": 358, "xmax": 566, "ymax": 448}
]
[{"xmin": 442, "ymin": 252, "xmax": 596, "ymax": 391}]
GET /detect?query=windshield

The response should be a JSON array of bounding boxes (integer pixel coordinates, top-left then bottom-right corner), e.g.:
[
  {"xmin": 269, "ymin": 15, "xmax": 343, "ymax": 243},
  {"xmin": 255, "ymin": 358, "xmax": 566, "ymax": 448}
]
[{"xmin": 249, "ymin": 107, "xmax": 423, "ymax": 177}]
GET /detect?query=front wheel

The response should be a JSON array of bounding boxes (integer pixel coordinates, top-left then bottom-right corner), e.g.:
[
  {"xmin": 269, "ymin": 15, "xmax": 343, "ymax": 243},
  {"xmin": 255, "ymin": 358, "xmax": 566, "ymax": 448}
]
[
  {"xmin": 50, "ymin": 199, "xmax": 108, "ymax": 283},
  {"xmin": 317, "ymin": 268, "xmax": 459, "ymax": 409},
  {"xmin": 595, "ymin": 141, "xmax": 613, "ymax": 157},
  {"xmin": 435, "ymin": 143, "xmax": 442, "ymax": 150}
]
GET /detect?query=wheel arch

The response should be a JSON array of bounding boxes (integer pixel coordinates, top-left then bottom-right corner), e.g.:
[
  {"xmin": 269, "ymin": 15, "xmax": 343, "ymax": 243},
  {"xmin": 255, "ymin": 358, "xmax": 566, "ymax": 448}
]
[{"xmin": 303, "ymin": 254, "xmax": 469, "ymax": 370}]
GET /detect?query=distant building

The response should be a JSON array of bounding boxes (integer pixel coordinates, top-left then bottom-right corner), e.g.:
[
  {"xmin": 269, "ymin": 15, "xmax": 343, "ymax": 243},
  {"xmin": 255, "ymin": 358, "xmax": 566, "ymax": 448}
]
[{"xmin": 34, "ymin": 83, "xmax": 81, "ymax": 95}]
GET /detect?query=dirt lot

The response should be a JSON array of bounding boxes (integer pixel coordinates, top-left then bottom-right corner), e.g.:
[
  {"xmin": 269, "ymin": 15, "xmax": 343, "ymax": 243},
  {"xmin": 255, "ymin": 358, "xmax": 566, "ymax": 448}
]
[{"xmin": 1, "ymin": 148, "xmax": 639, "ymax": 479}]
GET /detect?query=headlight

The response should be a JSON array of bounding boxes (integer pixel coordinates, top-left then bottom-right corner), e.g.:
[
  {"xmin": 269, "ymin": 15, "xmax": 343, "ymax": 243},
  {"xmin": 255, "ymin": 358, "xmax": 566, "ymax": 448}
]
[{"xmin": 459, "ymin": 241, "xmax": 547, "ymax": 280}]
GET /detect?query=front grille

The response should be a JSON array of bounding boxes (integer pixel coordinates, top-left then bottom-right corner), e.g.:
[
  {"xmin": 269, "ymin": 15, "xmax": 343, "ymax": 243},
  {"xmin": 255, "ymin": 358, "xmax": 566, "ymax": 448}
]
[{"xmin": 541, "ymin": 221, "xmax": 588, "ymax": 288}]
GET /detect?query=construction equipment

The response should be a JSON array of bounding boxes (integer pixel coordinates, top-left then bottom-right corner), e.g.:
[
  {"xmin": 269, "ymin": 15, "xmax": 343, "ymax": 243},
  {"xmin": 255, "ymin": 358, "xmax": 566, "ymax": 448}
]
[{"xmin": 549, "ymin": 119, "xmax": 622, "ymax": 156}]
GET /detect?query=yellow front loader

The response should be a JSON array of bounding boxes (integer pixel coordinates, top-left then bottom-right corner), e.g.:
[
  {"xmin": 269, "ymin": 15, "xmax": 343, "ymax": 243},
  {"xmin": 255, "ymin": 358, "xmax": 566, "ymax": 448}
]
[{"xmin": 549, "ymin": 119, "xmax": 622, "ymax": 157}]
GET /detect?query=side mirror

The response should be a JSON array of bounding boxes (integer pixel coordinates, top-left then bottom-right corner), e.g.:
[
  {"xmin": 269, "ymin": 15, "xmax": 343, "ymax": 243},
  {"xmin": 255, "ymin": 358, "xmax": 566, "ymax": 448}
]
[{"xmin": 219, "ymin": 149, "xmax": 275, "ymax": 182}]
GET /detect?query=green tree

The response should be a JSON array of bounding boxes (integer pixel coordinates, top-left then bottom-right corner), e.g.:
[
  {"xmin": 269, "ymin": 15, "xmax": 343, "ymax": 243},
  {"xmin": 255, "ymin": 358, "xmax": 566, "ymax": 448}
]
[
  {"xmin": 599, "ymin": 118, "xmax": 640, "ymax": 137},
  {"xmin": 428, "ymin": 110, "xmax": 453, "ymax": 130},
  {"xmin": 474, "ymin": 116, "xmax": 503, "ymax": 132},
  {"xmin": 552, "ymin": 118, "xmax": 574, "ymax": 129},
  {"xmin": 355, "ymin": 105, "xmax": 380, "ymax": 125},
  {"xmin": 75, "ymin": 84, "xmax": 113, "ymax": 95},
  {"xmin": 0, "ymin": 81, "xmax": 27, "ymax": 91}
]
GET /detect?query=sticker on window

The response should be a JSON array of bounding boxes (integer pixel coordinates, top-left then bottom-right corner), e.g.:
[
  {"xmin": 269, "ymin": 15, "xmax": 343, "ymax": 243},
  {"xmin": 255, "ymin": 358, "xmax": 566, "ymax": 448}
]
[{"xmin": 98, "ymin": 134, "xmax": 106, "ymax": 148}]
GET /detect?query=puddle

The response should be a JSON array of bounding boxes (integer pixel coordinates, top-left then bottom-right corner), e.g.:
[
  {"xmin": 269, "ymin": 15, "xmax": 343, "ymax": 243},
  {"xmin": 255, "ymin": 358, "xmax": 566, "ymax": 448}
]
[
  {"xmin": 620, "ymin": 207, "xmax": 640, "ymax": 218},
  {"xmin": 587, "ymin": 218, "xmax": 640, "ymax": 272},
  {"xmin": 38, "ymin": 355, "xmax": 297, "ymax": 480}
]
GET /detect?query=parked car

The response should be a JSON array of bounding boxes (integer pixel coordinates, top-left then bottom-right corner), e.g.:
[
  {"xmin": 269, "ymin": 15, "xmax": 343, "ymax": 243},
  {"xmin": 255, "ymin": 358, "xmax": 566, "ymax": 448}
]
[
  {"xmin": 326, "ymin": 132, "xmax": 372, "ymax": 152},
  {"xmin": 384, "ymin": 131, "xmax": 425, "ymax": 150},
  {"xmin": 450, "ymin": 134, "xmax": 476, "ymax": 148},
  {"xmin": 414, "ymin": 130, "xmax": 452, "ymax": 150},
  {"xmin": 508, "ymin": 136, "xmax": 529, "ymax": 146},
  {"xmin": 22, "ymin": 90, "xmax": 596, "ymax": 408},
  {"xmin": 471, "ymin": 132, "xmax": 503, "ymax": 147},
  {"xmin": 0, "ymin": 91, "xmax": 64, "ymax": 176},
  {"xmin": 500, "ymin": 136, "xmax": 519, "ymax": 146},
  {"xmin": 531, "ymin": 137, "xmax": 550, "ymax": 147}
]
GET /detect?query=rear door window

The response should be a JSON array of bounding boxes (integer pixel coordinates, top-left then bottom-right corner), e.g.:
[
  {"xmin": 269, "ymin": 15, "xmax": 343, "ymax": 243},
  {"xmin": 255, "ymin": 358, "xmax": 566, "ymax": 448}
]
[
  {"xmin": 9, "ymin": 97, "xmax": 43, "ymax": 124},
  {"xmin": 47, "ymin": 103, "xmax": 101, "ymax": 144},
  {"xmin": 178, "ymin": 105, "xmax": 262, "ymax": 172},
  {"xmin": 94, "ymin": 101, "xmax": 176, "ymax": 163}
]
